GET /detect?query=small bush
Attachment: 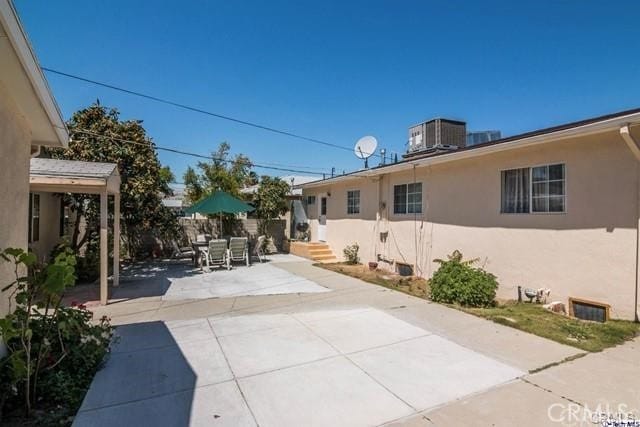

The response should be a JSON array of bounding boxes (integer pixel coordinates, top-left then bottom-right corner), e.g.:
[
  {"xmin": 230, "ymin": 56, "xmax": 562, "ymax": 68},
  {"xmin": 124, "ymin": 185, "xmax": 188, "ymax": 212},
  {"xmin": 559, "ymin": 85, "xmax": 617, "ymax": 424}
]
[
  {"xmin": 343, "ymin": 243, "xmax": 360, "ymax": 265},
  {"xmin": 0, "ymin": 247, "xmax": 114, "ymax": 425},
  {"xmin": 429, "ymin": 250, "xmax": 498, "ymax": 307}
]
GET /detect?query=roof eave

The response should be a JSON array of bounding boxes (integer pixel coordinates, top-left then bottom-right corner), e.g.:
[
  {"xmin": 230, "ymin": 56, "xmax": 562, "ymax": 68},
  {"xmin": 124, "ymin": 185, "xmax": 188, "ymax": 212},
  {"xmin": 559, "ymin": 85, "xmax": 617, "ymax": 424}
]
[
  {"xmin": 0, "ymin": 0, "xmax": 68, "ymax": 147},
  {"xmin": 301, "ymin": 111, "xmax": 640, "ymax": 189}
]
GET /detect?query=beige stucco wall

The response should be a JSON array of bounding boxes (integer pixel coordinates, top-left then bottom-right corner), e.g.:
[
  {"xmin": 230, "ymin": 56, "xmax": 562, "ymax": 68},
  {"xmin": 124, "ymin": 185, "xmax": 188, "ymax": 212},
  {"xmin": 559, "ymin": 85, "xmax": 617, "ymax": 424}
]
[
  {"xmin": 0, "ymin": 82, "xmax": 31, "ymax": 321},
  {"xmin": 29, "ymin": 191, "xmax": 63, "ymax": 263},
  {"xmin": 304, "ymin": 129, "xmax": 640, "ymax": 320}
]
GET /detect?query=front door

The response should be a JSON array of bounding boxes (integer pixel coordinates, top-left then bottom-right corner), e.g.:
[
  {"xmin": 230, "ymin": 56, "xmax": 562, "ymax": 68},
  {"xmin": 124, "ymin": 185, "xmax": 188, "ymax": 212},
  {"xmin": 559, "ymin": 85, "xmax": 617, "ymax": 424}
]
[{"xmin": 318, "ymin": 196, "xmax": 327, "ymax": 241}]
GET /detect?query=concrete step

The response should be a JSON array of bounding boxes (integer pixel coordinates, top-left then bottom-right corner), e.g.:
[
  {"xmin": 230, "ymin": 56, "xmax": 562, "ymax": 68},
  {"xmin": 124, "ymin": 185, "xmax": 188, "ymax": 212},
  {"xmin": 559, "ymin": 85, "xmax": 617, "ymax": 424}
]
[
  {"xmin": 312, "ymin": 254, "xmax": 338, "ymax": 261},
  {"xmin": 290, "ymin": 241, "xmax": 338, "ymax": 263},
  {"xmin": 308, "ymin": 248, "xmax": 332, "ymax": 256}
]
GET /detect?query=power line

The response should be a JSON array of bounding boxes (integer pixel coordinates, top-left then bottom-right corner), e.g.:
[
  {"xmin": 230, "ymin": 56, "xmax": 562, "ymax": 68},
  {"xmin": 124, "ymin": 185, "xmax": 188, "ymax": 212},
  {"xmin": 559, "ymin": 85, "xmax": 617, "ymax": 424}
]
[
  {"xmin": 43, "ymin": 67, "xmax": 374, "ymax": 156},
  {"xmin": 70, "ymin": 128, "xmax": 332, "ymax": 176}
]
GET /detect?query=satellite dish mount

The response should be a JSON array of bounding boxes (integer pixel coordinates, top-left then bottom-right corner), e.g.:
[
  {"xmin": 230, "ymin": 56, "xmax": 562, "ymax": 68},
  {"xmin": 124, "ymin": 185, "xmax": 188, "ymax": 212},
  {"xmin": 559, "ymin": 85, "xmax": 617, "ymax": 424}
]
[{"xmin": 354, "ymin": 136, "xmax": 378, "ymax": 169}]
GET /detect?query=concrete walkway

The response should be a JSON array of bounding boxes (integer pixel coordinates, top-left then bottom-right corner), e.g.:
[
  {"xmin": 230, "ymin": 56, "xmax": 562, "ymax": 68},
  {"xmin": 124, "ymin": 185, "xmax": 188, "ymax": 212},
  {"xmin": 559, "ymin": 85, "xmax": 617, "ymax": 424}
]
[{"xmin": 73, "ymin": 257, "xmax": 636, "ymax": 426}]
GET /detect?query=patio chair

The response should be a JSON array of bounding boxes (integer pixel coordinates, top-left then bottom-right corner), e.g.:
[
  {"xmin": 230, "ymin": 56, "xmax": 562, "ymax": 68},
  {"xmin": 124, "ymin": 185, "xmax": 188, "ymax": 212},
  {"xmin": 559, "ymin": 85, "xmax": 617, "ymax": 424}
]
[
  {"xmin": 228, "ymin": 237, "xmax": 249, "ymax": 267},
  {"xmin": 254, "ymin": 235, "xmax": 267, "ymax": 263},
  {"xmin": 206, "ymin": 239, "xmax": 230, "ymax": 271},
  {"xmin": 171, "ymin": 240, "xmax": 195, "ymax": 260}
]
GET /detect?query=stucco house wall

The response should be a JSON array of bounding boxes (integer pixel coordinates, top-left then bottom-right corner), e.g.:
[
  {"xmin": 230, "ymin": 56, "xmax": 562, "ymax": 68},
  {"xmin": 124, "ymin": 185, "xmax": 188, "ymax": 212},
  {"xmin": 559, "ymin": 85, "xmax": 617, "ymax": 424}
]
[
  {"xmin": 303, "ymin": 128, "xmax": 640, "ymax": 320},
  {"xmin": 28, "ymin": 191, "xmax": 63, "ymax": 263},
  {"xmin": 0, "ymin": 82, "xmax": 31, "ymax": 319}
]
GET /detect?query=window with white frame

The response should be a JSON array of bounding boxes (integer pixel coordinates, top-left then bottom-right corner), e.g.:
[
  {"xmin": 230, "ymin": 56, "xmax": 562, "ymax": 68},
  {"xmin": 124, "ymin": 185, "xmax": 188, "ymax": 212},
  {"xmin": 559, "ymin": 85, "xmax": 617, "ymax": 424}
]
[
  {"xmin": 306, "ymin": 195, "xmax": 316, "ymax": 205},
  {"xmin": 501, "ymin": 163, "xmax": 565, "ymax": 213},
  {"xmin": 394, "ymin": 183, "xmax": 422, "ymax": 214},
  {"xmin": 347, "ymin": 190, "xmax": 360, "ymax": 214},
  {"xmin": 29, "ymin": 193, "xmax": 40, "ymax": 242}
]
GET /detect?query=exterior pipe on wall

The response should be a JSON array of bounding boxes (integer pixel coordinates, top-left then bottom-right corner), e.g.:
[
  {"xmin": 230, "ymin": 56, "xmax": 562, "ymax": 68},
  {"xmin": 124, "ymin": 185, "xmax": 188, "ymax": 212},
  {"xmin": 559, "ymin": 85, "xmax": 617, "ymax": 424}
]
[{"xmin": 620, "ymin": 124, "xmax": 640, "ymax": 322}]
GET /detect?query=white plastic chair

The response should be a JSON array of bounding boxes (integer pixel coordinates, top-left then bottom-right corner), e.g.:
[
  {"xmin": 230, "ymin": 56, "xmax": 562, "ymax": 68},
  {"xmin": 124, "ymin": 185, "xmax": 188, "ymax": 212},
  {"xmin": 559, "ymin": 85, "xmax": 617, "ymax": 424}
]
[
  {"xmin": 228, "ymin": 237, "xmax": 249, "ymax": 267},
  {"xmin": 206, "ymin": 239, "xmax": 230, "ymax": 271}
]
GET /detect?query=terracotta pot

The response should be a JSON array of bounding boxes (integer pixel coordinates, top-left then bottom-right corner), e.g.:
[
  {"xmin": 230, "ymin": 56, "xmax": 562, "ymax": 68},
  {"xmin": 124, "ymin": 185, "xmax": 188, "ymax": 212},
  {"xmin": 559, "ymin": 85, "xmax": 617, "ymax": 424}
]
[{"xmin": 368, "ymin": 262, "xmax": 378, "ymax": 271}]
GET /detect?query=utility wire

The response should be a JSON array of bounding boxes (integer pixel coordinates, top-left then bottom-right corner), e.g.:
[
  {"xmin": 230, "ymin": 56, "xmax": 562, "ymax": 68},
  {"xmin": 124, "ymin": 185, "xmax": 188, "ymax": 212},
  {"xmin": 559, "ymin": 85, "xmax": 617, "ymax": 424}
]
[
  {"xmin": 70, "ymin": 128, "xmax": 333, "ymax": 176},
  {"xmin": 43, "ymin": 67, "xmax": 383, "ymax": 157}
]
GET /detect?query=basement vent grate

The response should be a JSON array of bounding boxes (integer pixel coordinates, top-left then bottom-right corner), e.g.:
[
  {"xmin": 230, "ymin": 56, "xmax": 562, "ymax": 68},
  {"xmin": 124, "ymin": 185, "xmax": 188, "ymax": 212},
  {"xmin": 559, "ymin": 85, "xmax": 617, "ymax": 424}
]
[{"xmin": 569, "ymin": 298, "xmax": 609, "ymax": 323}]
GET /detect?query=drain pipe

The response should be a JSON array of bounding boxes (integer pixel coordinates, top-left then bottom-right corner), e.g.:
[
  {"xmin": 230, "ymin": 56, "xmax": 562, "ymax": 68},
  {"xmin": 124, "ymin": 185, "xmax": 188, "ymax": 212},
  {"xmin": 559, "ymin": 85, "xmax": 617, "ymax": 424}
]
[{"xmin": 620, "ymin": 125, "xmax": 640, "ymax": 322}]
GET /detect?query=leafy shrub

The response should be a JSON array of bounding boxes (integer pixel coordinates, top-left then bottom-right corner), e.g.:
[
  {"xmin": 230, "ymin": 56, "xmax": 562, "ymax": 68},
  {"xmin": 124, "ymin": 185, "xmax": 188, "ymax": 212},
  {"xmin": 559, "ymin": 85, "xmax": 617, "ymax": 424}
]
[
  {"xmin": 0, "ymin": 247, "xmax": 114, "ymax": 425},
  {"xmin": 429, "ymin": 250, "xmax": 498, "ymax": 307},
  {"xmin": 343, "ymin": 243, "xmax": 360, "ymax": 265},
  {"xmin": 51, "ymin": 238, "xmax": 99, "ymax": 283}
]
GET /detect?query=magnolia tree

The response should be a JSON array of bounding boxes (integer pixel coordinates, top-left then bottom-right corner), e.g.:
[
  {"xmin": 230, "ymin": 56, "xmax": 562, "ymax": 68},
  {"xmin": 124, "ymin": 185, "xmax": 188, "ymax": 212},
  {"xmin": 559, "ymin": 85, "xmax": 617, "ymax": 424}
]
[{"xmin": 47, "ymin": 103, "xmax": 178, "ymax": 259}]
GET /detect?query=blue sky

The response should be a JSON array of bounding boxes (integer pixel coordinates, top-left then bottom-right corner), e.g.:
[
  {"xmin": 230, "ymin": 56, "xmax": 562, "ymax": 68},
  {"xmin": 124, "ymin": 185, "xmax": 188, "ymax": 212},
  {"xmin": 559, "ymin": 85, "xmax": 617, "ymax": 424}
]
[{"xmin": 15, "ymin": 1, "xmax": 640, "ymax": 181}]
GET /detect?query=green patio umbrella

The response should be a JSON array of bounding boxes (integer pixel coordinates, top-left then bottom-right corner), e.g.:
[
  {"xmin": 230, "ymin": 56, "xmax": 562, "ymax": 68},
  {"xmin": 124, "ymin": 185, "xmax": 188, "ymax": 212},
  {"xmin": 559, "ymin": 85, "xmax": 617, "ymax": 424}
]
[{"xmin": 185, "ymin": 191, "xmax": 254, "ymax": 235}]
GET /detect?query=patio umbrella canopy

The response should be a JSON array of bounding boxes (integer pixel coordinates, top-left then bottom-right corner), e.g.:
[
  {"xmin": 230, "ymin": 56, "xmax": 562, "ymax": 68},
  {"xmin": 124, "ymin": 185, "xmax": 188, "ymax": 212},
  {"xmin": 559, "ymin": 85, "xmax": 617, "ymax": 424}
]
[{"xmin": 185, "ymin": 191, "xmax": 254, "ymax": 215}]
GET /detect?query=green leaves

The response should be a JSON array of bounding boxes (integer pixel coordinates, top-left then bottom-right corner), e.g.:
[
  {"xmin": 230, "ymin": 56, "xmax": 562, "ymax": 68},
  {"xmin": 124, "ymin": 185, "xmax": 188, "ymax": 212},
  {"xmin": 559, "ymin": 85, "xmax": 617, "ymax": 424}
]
[
  {"xmin": 254, "ymin": 176, "xmax": 290, "ymax": 235},
  {"xmin": 343, "ymin": 243, "xmax": 360, "ymax": 265},
  {"xmin": 430, "ymin": 250, "xmax": 498, "ymax": 307},
  {"xmin": 46, "ymin": 103, "xmax": 178, "ymax": 259}
]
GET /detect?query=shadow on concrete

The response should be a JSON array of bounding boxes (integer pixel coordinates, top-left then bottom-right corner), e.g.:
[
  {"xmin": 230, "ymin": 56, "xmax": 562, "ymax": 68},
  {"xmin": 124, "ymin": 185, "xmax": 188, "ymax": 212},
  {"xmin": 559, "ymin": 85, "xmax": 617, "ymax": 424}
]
[
  {"xmin": 63, "ymin": 260, "xmax": 203, "ymax": 305},
  {"xmin": 73, "ymin": 321, "xmax": 197, "ymax": 426}
]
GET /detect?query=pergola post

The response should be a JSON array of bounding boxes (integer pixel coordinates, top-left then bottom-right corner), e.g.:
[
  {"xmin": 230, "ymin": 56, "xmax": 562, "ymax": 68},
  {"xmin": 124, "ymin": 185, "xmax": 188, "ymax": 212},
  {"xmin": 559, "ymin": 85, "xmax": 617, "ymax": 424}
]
[
  {"xmin": 100, "ymin": 190, "xmax": 108, "ymax": 305},
  {"xmin": 113, "ymin": 193, "xmax": 120, "ymax": 287}
]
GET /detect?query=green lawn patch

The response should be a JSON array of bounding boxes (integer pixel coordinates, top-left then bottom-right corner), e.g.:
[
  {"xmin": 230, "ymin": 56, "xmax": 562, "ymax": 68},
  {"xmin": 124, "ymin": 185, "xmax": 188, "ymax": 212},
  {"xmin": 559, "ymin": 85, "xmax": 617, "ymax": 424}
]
[
  {"xmin": 461, "ymin": 302, "xmax": 640, "ymax": 352},
  {"xmin": 314, "ymin": 262, "xmax": 639, "ymax": 353}
]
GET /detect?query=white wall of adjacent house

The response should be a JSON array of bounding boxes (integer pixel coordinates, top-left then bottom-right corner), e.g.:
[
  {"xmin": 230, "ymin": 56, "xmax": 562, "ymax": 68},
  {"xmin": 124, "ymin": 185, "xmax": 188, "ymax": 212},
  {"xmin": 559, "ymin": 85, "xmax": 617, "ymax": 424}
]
[
  {"xmin": 0, "ymin": 83, "xmax": 32, "ymax": 357},
  {"xmin": 304, "ymin": 128, "xmax": 640, "ymax": 320},
  {"xmin": 28, "ymin": 192, "xmax": 65, "ymax": 263}
]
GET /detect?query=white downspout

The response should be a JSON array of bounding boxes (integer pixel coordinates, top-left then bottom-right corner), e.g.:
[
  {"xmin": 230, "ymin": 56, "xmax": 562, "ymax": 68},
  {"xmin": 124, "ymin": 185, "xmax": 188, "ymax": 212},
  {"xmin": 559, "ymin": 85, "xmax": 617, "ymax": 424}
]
[{"xmin": 620, "ymin": 125, "xmax": 640, "ymax": 322}]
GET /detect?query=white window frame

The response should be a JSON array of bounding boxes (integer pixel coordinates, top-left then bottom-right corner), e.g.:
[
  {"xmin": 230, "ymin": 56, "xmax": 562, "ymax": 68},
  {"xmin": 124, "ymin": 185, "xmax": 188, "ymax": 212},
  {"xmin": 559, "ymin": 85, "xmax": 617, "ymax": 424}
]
[
  {"xmin": 347, "ymin": 190, "xmax": 360, "ymax": 215},
  {"xmin": 306, "ymin": 195, "xmax": 316, "ymax": 205},
  {"xmin": 500, "ymin": 163, "xmax": 566, "ymax": 215},
  {"xmin": 29, "ymin": 193, "xmax": 40, "ymax": 243},
  {"xmin": 393, "ymin": 182, "xmax": 423, "ymax": 215}
]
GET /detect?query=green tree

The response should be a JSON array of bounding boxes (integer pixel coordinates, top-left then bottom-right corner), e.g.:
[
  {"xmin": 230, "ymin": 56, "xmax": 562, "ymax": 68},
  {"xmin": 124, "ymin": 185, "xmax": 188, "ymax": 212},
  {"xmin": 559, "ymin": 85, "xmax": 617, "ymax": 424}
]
[
  {"xmin": 183, "ymin": 166, "xmax": 204, "ymax": 205},
  {"xmin": 254, "ymin": 176, "xmax": 290, "ymax": 235},
  {"xmin": 47, "ymin": 103, "xmax": 178, "ymax": 258},
  {"xmin": 183, "ymin": 142, "xmax": 253, "ymax": 202},
  {"xmin": 183, "ymin": 142, "xmax": 253, "ymax": 233},
  {"xmin": 159, "ymin": 166, "xmax": 175, "ymax": 196}
]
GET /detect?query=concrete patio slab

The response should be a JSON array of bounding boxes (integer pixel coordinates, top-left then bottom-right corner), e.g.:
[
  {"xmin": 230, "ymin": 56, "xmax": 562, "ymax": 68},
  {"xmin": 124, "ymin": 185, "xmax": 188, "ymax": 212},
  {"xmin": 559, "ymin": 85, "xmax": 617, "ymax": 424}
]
[
  {"xmin": 153, "ymin": 297, "xmax": 236, "ymax": 321},
  {"xmin": 301, "ymin": 308, "xmax": 429, "ymax": 353},
  {"xmin": 75, "ymin": 380, "xmax": 256, "ymax": 427},
  {"xmin": 76, "ymin": 257, "xmax": 614, "ymax": 427},
  {"xmin": 165, "ymin": 318, "xmax": 216, "ymax": 343},
  {"xmin": 81, "ymin": 344, "xmax": 198, "ymax": 410},
  {"xmin": 162, "ymin": 263, "xmax": 330, "ymax": 300},
  {"xmin": 218, "ymin": 323, "xmax": 338, "ymax": 377},
  {"xmin": 526, "ymin": 349, "xmax": 640, "ymax": 413},
  {"xmin": 349, "ymin": 335, "xmax": 523, "ymax": 411},
  {"xmin": 209, "ymin": 313, "xmax": 301, "ymax": 337},
  {"xmin": 175, "ymin": 339, "xmax": 234, "ymax": 387},
  {"xmin": 388, "ymin": 380, "xmax": 569, "ymax": 427},
  {"xmin": 238, "ymin": 356, "xmax": 414, "ymax": 427},
  {"xmin": 111, "ymin": 321, "xmax": 178, "ymax": 353}
]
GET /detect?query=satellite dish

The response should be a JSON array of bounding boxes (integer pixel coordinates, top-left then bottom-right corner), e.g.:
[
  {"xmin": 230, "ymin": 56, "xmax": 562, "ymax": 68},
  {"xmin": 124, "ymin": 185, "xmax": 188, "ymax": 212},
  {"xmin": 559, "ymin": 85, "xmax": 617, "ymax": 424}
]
[{"xmin": 354, "ymin": 136, "xmax": 378, "ymax": 168}]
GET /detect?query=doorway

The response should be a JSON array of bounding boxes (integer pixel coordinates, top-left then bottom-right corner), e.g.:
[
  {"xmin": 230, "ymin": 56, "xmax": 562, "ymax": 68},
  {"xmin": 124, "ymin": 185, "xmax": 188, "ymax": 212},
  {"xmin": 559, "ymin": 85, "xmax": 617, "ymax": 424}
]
[{"xmin": 318, "ymin": 196, "xmax": 327, "ymax": 241}]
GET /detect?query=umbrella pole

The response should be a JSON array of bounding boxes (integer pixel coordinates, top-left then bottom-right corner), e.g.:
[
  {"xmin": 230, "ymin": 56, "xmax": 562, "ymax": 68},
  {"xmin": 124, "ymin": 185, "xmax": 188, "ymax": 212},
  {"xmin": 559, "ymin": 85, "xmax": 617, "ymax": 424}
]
[{"xmin": 219, "ymin": 212, "xmax": 223, "ymax": 237}]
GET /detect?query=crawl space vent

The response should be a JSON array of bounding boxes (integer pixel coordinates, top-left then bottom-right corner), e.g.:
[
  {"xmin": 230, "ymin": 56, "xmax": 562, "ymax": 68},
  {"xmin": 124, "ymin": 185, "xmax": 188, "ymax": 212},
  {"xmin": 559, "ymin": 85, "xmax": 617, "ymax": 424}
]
[{"xmin": 570, "ymin": 298, "xmax": 609, "ymax": 323}]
